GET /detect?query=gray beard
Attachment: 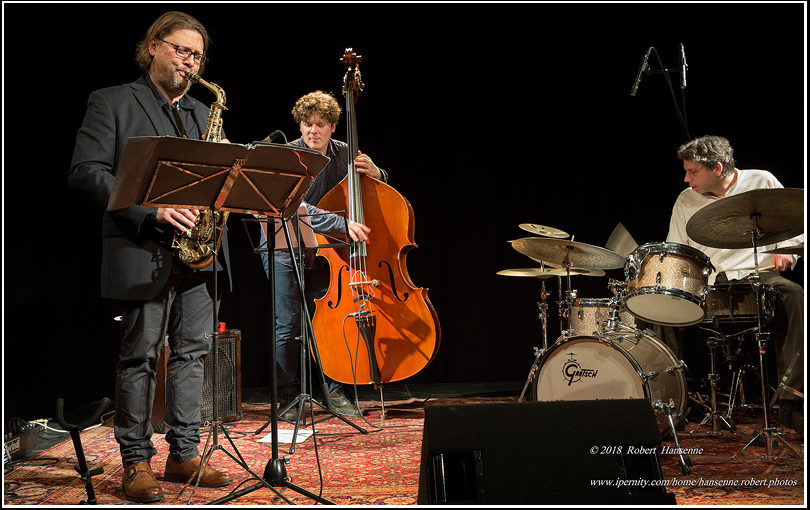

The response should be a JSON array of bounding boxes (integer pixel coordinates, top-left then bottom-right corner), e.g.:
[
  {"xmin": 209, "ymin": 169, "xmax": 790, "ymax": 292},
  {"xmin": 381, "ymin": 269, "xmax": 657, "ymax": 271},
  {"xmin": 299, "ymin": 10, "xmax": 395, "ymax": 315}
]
[
  {"xmin": 156, "ymin": 66, "xmax": 192, "ymax": 98},
  {"xmin": 165, "ymin": 75, "xmax": 192, "ymax": 97}
]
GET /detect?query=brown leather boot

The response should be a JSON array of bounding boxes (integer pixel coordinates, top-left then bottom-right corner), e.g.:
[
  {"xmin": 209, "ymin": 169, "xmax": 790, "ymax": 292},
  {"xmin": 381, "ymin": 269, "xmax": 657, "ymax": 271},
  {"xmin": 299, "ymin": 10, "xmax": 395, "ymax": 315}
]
[
  {"xmin": 164, "ymin": 455, "xmax": 233, "ymax": 487},
  {"xmin": 122, "ymin": 462, "xmax": 164, "ymax": 503}
]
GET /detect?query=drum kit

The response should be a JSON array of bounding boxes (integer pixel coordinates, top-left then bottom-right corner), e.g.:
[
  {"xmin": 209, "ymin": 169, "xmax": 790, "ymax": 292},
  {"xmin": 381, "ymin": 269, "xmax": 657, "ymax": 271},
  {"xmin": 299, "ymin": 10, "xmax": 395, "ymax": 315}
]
[{"xmin": 500, "ymin": 188, "xmax": 804, "ymax": 470}]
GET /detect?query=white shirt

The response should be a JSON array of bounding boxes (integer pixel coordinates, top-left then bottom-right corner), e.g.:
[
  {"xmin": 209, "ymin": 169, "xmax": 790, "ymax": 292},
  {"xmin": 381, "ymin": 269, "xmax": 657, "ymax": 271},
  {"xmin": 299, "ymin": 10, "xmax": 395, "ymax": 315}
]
[{"xmin": 666, "ymin": 168, "xmax": 803, "ymax": 285}]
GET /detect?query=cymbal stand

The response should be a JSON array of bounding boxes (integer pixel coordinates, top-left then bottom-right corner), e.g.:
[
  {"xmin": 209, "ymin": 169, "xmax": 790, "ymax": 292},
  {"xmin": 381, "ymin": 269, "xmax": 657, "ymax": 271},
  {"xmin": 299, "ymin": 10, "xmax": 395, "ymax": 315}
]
[
  {"xmin": 561, "ymin": 246, "xmax": 576, "ymax": 336},
  {"xmin": 732, "ymin": 221, "xmax": 802, "ymax": 461},
  {"xmin": 725, "ymin": 329, "xmax": 762, "ymax": 416},
  {"xmin": 691, "ymin": 326, "xmax": 736, "ymax": 435},
  {"xmin": 556, "ymin": 275, "xmax": 570, "ymax": 336},
  {"xmin": 518, "ymin": 263, "xmax": 552, "ymax": 403}
]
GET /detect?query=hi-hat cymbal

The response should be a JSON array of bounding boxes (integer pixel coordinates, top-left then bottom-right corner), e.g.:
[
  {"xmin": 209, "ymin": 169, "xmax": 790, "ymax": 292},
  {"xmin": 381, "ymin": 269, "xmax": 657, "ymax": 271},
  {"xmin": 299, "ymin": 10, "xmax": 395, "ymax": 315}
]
[
  {"xmin": 519, "ymin": 223, "xmax": 569, "ymax": 238},
  {"xmin": 763, "ymin": 243, "xmax": 805, "ymax": 255},
  {"xmin": 686, "ymin": 188, "xmax": 804, "ymax": 249},
  {"xmin": 496, "ymin": 267, "xmax": 606, "ymax": 278},
  {"xmin": 511, "ymin": 237, "xmax": 626, "ymax": 270}
]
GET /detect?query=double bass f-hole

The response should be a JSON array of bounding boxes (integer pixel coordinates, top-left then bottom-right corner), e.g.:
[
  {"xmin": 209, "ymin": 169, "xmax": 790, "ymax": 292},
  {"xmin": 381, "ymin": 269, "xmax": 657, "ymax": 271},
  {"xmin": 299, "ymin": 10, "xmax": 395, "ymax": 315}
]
[{"xmin": 378, "ymin": 260, "xmax": 409, "ymax": 302}]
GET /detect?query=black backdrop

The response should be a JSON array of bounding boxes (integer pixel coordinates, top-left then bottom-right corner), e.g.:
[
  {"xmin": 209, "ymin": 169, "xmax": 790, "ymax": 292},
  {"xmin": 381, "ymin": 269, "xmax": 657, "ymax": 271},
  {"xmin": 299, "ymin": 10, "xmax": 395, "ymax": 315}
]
[{"xmin": 3, "ymin": 2, "xmax": 805, "ymax": 421}]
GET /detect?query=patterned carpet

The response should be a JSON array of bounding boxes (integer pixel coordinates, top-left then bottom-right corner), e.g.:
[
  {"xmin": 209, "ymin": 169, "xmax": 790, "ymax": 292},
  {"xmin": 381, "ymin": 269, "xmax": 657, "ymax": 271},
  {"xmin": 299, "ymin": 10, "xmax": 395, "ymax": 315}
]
[{"xmin": 3, "ymin": 395, "xmax": 805, "ymax": 505}]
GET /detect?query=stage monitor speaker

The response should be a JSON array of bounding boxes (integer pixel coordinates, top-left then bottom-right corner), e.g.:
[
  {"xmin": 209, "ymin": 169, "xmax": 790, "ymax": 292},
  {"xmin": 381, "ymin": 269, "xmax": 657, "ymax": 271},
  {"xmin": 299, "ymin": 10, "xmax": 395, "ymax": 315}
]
[
  {"xmin": 417, "ymin": 399, "xmax": 676, "ymax": 505},
  {"xmin": 152, "ymin": 329, "xmax": 242, "ymax": 432}
]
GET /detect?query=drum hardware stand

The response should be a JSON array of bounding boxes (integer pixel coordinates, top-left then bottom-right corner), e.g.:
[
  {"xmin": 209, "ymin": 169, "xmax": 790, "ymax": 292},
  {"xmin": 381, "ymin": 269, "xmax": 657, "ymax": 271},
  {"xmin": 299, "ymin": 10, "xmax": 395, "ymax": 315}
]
[
  {"xmin": 560, "ymin": 248, "xmax": 577, "ymax": 337},
  {"xmin": 768, "ymin": 348, "xmax": 804, "ymax": 407},
  {"xmin": 731, "ymin": 224, "xmax": 802, "ymax": 462},
  {"xmin": 722, "ymin": 325, "xmax": 764, "ymax": 416},
  {"xmin": 558, "ymin": 287, "xmax": 575, "ymax": 337},
  {"xmin": 690, "ymin": 331, "xmax": 736, "ymax": 435},
  {"xmin": 605, "ymin": 279, "xmax": 626, "ymax": 332},
  {"xmin": 518, "ymin": 263, "xmax": 553, "ymax": 403},
  {"xmin": 518, "ymin": 347, "xmax": 545, "ymax": 403},
  {"xmin": 655, "ymin": 399, "xmax": 692, "ymax": 474}
]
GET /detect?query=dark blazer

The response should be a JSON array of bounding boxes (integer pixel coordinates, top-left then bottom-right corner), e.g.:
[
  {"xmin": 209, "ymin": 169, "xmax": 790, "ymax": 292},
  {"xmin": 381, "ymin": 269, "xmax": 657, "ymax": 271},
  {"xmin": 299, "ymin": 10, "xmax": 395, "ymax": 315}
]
[{"xmin": 69, "ymin": 75, "xmax": 231, "ymax": 301}]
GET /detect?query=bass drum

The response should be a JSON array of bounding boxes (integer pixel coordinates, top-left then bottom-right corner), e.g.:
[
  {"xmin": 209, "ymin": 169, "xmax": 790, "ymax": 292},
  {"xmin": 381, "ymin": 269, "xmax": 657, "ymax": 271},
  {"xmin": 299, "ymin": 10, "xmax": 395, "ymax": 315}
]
[{"xmin": 530, "ymin": 334, "xmax": 687, "ymax": 433}]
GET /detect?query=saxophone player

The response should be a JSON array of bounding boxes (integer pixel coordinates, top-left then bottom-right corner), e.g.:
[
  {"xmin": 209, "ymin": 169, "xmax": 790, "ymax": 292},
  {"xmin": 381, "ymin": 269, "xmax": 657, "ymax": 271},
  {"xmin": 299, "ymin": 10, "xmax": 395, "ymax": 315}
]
[{"xmin": 68, "ymin": 11, "xmax": 232, "ymax": 502}]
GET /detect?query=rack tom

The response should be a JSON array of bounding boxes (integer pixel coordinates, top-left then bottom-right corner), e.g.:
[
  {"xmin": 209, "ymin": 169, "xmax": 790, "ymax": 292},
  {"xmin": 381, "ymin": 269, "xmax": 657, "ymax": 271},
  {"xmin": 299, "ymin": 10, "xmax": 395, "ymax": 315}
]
[
  {"xmin": 624, "ymin": 242, "xmax": 713, "ymax": 326},
  {"xmin": 569, "ymin": 298, "xmax": 637, "ymax": 336}
]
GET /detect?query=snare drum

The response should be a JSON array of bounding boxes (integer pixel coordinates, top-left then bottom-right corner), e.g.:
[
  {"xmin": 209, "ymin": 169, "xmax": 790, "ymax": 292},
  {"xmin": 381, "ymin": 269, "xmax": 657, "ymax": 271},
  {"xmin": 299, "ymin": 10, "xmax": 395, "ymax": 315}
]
[
  {"xmin": 625, "ymin": 242, "xmax": 713, "ymax": 326},
  {"xmin": 569, "ymin": 298, "xmax": 637, "ymax": 336},
  {"xmin": 703, "ymin": 282, "xmax": 776, "ymax": 323},
  {"xmin": 531, "ymin": 334, "xmax": 687, "ymax": 433}
]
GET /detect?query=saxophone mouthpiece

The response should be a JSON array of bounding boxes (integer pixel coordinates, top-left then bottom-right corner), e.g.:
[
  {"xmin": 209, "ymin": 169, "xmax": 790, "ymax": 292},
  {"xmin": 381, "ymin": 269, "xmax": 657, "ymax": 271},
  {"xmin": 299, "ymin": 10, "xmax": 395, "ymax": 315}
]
[{"xmin": 185, "ymin": 71, "xmax": 200, "ymax": 83}]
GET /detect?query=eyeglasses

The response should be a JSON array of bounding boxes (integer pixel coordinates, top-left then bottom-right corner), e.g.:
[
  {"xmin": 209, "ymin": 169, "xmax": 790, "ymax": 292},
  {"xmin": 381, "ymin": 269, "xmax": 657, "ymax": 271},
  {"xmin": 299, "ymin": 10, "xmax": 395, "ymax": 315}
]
[{"xmin": 158, "ymin": 38, "xmax": 208, "ymax": 65}]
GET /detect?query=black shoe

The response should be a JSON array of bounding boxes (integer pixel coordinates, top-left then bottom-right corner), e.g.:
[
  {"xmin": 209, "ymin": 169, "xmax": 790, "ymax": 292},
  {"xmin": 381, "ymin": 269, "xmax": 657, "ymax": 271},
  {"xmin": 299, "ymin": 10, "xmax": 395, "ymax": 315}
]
[{"xmin": 329, "ymin": 388, "xmax": 363, "ymax": 417}]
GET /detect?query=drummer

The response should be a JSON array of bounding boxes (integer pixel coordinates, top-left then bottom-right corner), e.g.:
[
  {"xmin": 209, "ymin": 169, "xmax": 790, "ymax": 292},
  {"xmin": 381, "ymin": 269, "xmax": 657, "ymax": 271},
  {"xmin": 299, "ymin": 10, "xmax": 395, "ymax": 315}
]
[{"xmin": 665, "ymin": 135, "xmax": 804, "ymax": 435}]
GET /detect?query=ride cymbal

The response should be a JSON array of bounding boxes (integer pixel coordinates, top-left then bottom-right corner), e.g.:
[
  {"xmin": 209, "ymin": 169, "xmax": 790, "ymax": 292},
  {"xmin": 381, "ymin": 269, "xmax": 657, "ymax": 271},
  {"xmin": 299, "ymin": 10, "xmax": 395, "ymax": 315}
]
[
  {"xmin": 511, "ymin": 237, "xmax": 626, "ymax": 270},
  {"xmin": 496, "ymin": 267, "xmax": 606, "ymax": 278},
  {"xmin": 686, "ymin": 188, "xmax": 804, "ymax": 249},
  {"xmin": 519, "ymin": 223, "xmax": 569, "ymax": 238}
]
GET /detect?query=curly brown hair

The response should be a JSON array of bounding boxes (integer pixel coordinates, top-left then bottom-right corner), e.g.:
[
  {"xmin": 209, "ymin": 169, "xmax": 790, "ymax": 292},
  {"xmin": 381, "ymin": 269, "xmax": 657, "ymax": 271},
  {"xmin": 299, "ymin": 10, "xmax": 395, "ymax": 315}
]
[
  {"xmin": 291, "ymin": 91, "xmax": 342, "ymax": 125},
  {"xmin": 677, "ymin": 135, "xmax": 736, "ymax": 176},
  {"xmin": 134, "ymin": 11, "xmax": 210, "ymax": 74}
]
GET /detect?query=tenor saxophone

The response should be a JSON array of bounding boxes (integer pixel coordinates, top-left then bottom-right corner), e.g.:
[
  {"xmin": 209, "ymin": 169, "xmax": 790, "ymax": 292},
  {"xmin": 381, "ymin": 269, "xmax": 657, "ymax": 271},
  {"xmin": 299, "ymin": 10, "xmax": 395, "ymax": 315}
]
[{"xmin": 171, "ymin": 71, "xmax": 229, "ymax": 269}]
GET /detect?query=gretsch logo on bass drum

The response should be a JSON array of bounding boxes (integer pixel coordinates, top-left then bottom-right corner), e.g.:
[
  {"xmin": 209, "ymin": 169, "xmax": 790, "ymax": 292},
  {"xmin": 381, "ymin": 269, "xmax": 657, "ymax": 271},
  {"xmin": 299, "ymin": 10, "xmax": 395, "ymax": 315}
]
[{"xmin": 562, "ymin": 352, "xmax": 598, "ymax": 386}]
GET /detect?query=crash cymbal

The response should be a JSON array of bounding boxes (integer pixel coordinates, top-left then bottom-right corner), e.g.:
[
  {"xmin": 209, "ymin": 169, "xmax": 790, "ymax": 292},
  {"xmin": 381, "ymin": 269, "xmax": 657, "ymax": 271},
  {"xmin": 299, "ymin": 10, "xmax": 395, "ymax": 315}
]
[
  {"xmin": 511, "ymin": 237, "xmax": 626, "ymax": 270},
  {"xmin": 519, "ymin": 223, "xmax": 569, "ymax": 238},
  {"xmin": 763, "ymin": 243, "xmax": 804, "ymax": 255},
  {"xmin": 496, "ymin": 267, "xmax": 606, "ymax": 278},
  {"xmin": 686, "ymin": 188, "xmax": 804, "ymax": 249}
]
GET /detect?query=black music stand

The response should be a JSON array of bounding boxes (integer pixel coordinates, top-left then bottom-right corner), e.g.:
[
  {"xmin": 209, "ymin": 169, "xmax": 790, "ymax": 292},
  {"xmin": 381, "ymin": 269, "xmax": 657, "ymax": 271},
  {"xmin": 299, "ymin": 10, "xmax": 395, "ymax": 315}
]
[
  {"xmin": 248, "ymin": 208, "xmax": 367, "ymax": 453},
  {"xmin": 109, "ymin": 136, "xmax": 332, "ymax": 504}
]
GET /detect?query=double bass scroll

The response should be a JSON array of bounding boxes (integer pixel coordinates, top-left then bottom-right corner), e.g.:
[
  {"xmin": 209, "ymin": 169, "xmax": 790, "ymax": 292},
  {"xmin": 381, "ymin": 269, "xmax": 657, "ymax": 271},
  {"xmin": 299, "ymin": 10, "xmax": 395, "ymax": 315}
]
[{"xmin": 312, "ymin": 48, "xmax": 441, "ymax": 386}]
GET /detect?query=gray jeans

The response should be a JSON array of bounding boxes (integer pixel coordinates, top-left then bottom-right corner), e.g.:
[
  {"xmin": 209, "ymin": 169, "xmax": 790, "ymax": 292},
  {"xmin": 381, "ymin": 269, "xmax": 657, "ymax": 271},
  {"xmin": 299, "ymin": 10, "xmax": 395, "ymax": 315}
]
[{"xmin": 114, "ymin": 272, "xmax": 216, "ymax": 466}]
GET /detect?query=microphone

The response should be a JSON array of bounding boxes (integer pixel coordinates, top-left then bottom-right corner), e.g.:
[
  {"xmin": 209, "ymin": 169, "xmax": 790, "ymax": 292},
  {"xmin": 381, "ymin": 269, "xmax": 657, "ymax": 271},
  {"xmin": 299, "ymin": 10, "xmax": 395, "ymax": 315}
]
[
  {"xmin": 262, "ymin": 129, "xmax": 287, "ymax": 143},
  {"xmin": 630, "ymin": 47, "xmax": 653, "ymax": 96},
  {"xmin": 679, "ymin": 43, "xmax": 687, "ymax": 89}
]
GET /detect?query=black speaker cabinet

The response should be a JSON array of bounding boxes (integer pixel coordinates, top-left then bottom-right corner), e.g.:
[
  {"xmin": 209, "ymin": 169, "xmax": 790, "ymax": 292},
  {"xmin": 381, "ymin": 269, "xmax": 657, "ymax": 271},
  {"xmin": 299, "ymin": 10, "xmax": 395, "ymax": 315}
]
[
  {"xmin": 152, "ymin": 329, "xmax": 242, "ymax": 431},
  {"xmin": 417, "ymin": 399, "xmax": 676, "ymax": 505}
]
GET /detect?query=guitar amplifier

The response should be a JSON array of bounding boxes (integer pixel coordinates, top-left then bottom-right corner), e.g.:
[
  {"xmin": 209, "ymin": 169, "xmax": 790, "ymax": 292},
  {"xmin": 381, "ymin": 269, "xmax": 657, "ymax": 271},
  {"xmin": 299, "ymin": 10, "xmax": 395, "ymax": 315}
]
[{"xmin": 152, "ymin": 329, "xmax": 243, "ymax": 432}]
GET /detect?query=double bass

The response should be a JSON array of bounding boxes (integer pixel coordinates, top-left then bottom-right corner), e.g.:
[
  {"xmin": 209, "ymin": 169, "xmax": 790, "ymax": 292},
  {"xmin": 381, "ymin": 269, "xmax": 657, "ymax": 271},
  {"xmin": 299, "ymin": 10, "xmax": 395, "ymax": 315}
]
[{"xmin": 312, "ymin": 49, "xmax": 441, "ymax": 386}]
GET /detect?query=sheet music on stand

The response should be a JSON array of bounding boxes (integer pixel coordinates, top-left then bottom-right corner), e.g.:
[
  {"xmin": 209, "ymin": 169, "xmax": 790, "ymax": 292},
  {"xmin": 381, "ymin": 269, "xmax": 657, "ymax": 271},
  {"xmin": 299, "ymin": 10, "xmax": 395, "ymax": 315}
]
[
  {"xmin": 107, "ymin": 136, "xmax": 328, "ymax": 218},
  {"xmin": 259, "ymin": 205, "xmax": 318, "ymax": 252}
]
